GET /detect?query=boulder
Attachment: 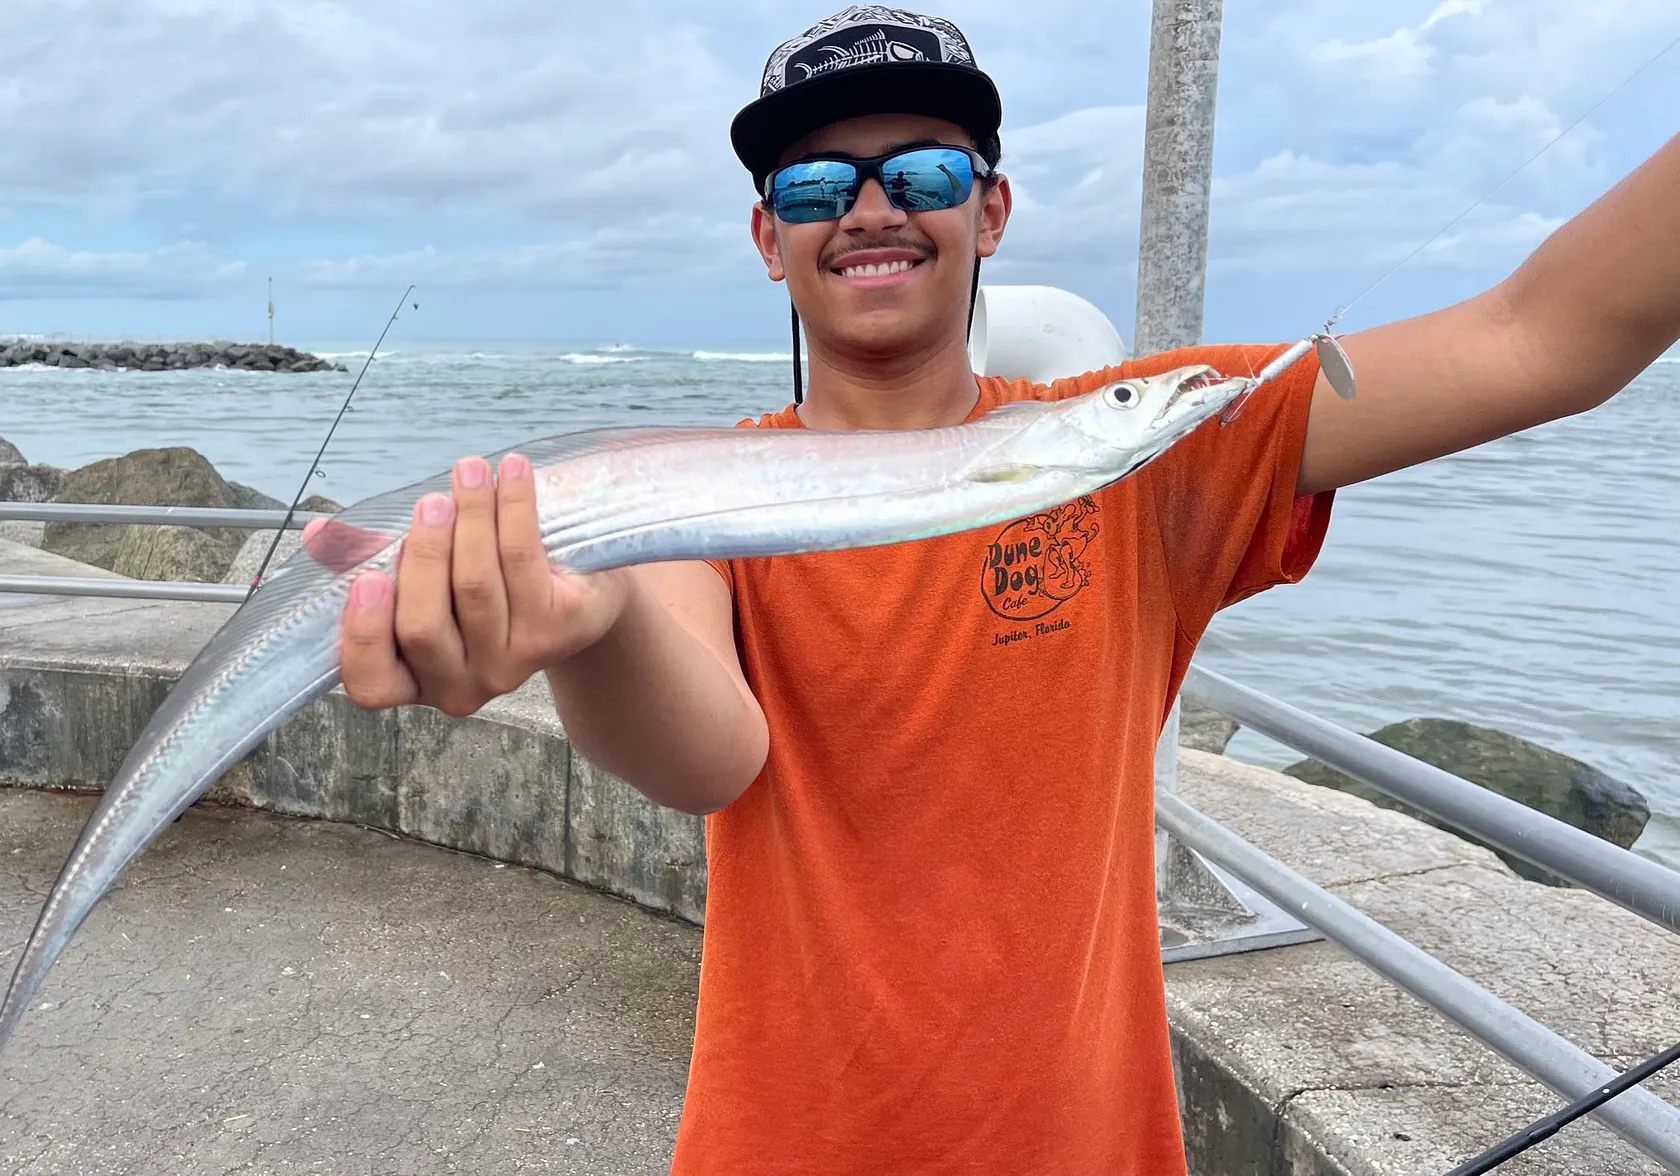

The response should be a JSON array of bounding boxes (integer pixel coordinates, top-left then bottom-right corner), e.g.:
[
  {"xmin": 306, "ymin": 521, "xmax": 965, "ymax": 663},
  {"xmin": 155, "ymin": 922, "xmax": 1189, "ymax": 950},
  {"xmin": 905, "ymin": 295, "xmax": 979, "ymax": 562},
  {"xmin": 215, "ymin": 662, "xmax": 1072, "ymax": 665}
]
[
  {"xmin": 221, "ymin": 495, "xmax": 344, "ymax": 586},
  {"xmin": 0, "ymin": 438, "xmax": 24, "ymax": 464},
  {"xmin": 41, "ymin": 447, "xmax": 247, "ymax": 572},
  {"xmin": 1179, "ymin": 699, "xmax": 1239, "ymax": 754},
  {"xmin": 0, "ymin": 520, "xmax": 44, "ymax": 548},
  {"xmin": 1284, "ymin": 717, "xmax": 1649, "ymax": 887},
  {"xmin": 112, "ymin": 524, "xmax": 239, "ymax": 583},
  {"xmin": 227, "ymin": 480, "xmax": 287, "ymax": 512},
  {"xmin": 223, "ymin": 529, "xmax": 300, "ymax": 586},
  {"xmin": 0, "ymin": 463, "xmax": 65, "ymax": 504}
]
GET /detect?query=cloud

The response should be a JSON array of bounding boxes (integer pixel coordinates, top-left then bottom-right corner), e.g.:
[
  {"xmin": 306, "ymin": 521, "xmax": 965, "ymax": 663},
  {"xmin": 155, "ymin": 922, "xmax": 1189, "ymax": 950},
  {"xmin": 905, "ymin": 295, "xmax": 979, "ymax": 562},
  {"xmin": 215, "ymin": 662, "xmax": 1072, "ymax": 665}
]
[
  {"xmin": 1307, "ymin": 0, "xmax": 1489, "ymax": 90},
  {"xmin": 983, "ymin": 105, "xmax": 1146, "ymax": 278},
  {"xmin": 1420, "ymin": 0, "xmax": 1489, "ymax": 31},
  {"xmin": 0, "ymin": 0, "xmax": 748, "ymax": 221},
  {"xmin": 0, "ymin": 239, "xmax": 245, "ymax": 298},
  {"xmin": 0, "ymin": 0, "xmax": 1676, "ymax": 334},
  {"xmin": 298, "ymin": 213, "xmax": 748, "ymax": 290},
  {"xmin": 1310, "ymin": 29, "xmax": 1434, "ymax": 78}
]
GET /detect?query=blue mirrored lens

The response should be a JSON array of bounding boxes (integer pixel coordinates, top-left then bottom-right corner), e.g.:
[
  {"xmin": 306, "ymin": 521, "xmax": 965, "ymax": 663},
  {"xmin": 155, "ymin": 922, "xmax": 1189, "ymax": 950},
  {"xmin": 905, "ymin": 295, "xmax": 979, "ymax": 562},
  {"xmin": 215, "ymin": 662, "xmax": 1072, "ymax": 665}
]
[
  {"xmin": 878, "ymin": 148, "xmax": 976, "ymax": 212},
  {"xmin": 770, "ymin": 148, "xmax": 981, "ymax": 223},
  {"xmin": 771, "ymin": 160, "xmax": 861, "ymax": 224}
]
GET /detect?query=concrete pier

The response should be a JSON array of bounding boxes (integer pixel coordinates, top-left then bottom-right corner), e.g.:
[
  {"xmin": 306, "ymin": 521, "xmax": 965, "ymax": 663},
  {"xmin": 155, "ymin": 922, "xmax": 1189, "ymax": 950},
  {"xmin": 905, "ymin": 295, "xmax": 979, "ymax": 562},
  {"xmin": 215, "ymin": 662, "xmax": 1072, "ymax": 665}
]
[
  {"xmin": 2, "ymin": 564, "xmax": 1678, "ymax": 1173},
  {"xmin": 0, "ymin": 790, "xmax": 697, "ymax": 1175}
]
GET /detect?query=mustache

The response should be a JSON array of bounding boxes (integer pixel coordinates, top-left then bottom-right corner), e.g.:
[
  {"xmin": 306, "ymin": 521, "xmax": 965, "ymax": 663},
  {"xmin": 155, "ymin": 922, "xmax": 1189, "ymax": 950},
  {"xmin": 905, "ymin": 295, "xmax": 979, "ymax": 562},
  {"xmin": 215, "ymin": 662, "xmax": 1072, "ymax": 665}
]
[{"xmin": 820, "ymin": 235, "xmax": 937, "ymax": 270}]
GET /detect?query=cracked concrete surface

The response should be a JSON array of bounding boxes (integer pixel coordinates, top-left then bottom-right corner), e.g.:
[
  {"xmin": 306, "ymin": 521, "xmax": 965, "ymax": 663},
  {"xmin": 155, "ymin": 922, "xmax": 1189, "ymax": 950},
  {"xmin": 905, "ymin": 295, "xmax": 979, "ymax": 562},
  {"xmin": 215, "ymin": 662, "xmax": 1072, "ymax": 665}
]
[
  {"xmin": 0, "ymin": 790, "xmax": 699, "ymax": 1175},
  {"xmin": 1170, "ymin": 750, "xmax": 1680, "ymax": 1175}
]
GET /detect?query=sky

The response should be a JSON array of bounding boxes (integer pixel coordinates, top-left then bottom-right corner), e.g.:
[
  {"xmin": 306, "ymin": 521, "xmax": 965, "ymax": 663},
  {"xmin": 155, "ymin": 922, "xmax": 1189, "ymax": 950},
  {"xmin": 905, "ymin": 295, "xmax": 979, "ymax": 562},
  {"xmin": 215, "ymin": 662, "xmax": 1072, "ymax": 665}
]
[{"xmin": 1, "ymin": 0, "xmax": 1676, "ymax": 347}]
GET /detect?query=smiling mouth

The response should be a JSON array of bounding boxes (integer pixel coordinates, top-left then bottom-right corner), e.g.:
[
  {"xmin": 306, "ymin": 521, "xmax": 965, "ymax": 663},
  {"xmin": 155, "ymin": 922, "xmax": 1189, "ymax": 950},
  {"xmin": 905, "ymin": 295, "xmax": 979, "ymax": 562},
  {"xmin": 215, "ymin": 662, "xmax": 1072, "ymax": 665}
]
[{"xmin": 833, "ymin": 258, "xmax": 923, "ymax": 280}]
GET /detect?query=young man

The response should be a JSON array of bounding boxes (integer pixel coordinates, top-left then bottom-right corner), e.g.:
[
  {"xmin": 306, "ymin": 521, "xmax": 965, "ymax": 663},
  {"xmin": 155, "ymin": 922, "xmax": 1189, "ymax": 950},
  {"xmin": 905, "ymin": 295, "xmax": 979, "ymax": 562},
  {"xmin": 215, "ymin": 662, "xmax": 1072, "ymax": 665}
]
[{"xmin": 325, "ymin": 7, "xmax": 1680, "ymax": 1173}]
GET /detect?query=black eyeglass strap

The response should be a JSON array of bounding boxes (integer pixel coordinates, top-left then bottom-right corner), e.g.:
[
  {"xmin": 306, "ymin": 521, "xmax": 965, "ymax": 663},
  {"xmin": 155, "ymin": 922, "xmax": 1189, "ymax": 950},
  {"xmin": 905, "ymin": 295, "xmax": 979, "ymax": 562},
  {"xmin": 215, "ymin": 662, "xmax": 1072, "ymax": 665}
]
[{"xmin": 791, "ymin": 302, "xmax": 803, "ymax": 405}]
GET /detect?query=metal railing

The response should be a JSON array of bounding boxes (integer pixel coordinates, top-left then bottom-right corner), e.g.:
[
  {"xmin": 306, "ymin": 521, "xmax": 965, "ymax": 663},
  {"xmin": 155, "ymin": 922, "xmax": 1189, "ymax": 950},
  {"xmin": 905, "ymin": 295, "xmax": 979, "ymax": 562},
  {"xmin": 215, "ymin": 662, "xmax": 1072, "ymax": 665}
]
[
  {"xmin": 1158, "ymin": 790, "xmax": 1680, "ymax": 1165},
  {"xmin": 1183, "ymin": 665, "xmax": 1680, "ymax": 936},
  {"xmin": 5, "ymin": 499, "xmax": 1680, "ymax": 1165},
  {"xmin": 1176, "ymin": 665, "xmax": 1680, "ymax": 1169},
  {"xmin": 0, "ymin": 503, "xmax": 323, "ymax": 529},
  {"xmin": 0, "ymin": 502, "xmax": 323, "ymax": 604}
]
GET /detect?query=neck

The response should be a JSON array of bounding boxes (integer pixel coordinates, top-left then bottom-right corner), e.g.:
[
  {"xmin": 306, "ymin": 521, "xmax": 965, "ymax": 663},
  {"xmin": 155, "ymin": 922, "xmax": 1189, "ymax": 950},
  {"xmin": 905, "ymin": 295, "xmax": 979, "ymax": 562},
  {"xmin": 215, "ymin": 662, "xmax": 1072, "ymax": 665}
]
[{"xmin": 795, "ymin": 326, "xmax": 981, "ymax": 431}]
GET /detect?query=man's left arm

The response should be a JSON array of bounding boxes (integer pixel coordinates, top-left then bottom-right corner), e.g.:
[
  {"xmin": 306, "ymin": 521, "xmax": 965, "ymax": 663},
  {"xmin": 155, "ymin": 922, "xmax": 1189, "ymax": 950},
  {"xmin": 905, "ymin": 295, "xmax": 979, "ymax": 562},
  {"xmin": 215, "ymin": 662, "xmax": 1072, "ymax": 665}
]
[{"xmin": 1299, "ymin": 132, "xmax": 1680, "ymax": 497}]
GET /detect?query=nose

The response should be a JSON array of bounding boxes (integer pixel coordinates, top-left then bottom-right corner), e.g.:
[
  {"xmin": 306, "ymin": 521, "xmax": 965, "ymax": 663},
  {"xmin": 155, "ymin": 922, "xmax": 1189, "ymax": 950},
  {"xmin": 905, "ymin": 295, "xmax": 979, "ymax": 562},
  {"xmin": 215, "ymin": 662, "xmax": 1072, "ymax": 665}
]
[{"xmin": 837, "ymin": 177, "xmax": 908, "ymax": 231}]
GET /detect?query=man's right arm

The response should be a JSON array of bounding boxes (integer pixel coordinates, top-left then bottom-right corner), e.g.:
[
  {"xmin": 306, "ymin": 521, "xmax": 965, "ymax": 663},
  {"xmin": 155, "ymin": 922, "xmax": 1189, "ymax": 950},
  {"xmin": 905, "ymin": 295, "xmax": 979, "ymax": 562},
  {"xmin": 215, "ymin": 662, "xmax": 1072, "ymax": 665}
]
[
  {"xmin": 545, "ymin": 561, "xmax": 768, "ymax": 815},
  {"xmin": 332, "ymin": 453, "xmax": 767, "ymax": 817}
]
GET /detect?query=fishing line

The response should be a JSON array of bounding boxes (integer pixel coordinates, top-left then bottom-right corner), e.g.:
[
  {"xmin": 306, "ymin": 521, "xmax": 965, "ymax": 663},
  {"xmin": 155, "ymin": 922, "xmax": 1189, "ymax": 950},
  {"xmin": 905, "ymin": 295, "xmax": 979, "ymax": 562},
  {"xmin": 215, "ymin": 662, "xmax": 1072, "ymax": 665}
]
[
  {"xmin": 245, "ymin": 284, "xmax": 416, "ymax": 597},
  {"xmin": 1325, "ymin": 26, "xmax": 1680, "ymax": 333}
]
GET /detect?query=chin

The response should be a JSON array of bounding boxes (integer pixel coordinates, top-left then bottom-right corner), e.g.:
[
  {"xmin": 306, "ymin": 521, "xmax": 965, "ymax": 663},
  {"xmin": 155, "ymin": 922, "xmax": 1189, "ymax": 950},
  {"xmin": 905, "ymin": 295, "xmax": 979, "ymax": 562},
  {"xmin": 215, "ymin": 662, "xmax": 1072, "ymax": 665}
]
[{"xmin": 830, "ymin": 303, "xmax": 953, "ymax": 353}]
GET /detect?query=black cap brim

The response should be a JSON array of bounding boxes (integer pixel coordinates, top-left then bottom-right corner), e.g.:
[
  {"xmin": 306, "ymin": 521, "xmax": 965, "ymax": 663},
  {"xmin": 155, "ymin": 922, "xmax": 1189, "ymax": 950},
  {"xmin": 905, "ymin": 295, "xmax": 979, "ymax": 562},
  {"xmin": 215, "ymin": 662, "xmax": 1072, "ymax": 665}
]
[{"xmin": 731, "ymin": 62, "xmax": 1003, "ymax": 193}]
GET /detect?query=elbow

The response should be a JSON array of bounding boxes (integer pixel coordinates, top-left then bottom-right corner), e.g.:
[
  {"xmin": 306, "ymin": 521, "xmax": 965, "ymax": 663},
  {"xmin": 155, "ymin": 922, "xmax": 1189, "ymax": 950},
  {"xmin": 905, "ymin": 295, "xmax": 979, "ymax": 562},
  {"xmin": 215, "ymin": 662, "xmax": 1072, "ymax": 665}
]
[
  {"xmin": 1491, "ymin": 276, "xmax": 1668, "ymax": 415},
  {"xmin": 619, "ymin": 731, "xmax": 768, "ymax": 818},
  {"xmin": 672, "ymin": 737, "xmax": 768, "ymax": 816}
]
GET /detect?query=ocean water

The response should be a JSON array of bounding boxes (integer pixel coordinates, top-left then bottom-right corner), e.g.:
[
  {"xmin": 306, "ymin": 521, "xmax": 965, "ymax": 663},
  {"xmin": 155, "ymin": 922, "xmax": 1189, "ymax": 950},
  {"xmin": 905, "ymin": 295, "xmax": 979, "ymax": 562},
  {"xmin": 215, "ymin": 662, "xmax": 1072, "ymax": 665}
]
[{"xmin": 3, "ymin": 341, "xmax": 1676, "ymax": 864}]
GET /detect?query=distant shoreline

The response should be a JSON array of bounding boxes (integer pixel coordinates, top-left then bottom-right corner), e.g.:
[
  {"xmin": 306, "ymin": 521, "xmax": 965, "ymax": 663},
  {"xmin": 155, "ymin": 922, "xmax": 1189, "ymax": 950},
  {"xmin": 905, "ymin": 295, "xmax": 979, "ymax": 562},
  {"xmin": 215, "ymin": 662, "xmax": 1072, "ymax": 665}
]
[{"xmin": 0, "ymin": 339, "xmax": 347, "ymax": 374}]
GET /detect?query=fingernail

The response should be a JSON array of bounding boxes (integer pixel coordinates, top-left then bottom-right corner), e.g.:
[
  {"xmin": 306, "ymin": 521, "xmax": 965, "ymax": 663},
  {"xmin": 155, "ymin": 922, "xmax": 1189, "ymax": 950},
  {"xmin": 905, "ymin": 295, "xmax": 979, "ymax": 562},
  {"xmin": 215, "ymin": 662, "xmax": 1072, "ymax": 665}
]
[
  {"xmin": 419, "ymin": 494, "xmax": 453, "ymax": 526},
  {"xmin": 458, "ymin": 457, "xmax": 488, "ymax": 488},
  {"xmin": 352, "ymin": 575, "xmax": 389, "ymax": 608},
  {"xmin": 500, "ymin": 453, "xmax": 530, "ymax": 481}
]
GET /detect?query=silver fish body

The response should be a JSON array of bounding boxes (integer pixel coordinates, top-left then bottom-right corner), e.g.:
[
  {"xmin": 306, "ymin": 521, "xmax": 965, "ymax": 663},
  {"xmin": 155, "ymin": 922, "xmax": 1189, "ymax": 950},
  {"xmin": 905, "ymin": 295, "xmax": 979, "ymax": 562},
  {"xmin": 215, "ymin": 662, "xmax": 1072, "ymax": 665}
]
[{"xmin": 0, "ymin": 362, "xmax": 1271, "ymax": 1052}]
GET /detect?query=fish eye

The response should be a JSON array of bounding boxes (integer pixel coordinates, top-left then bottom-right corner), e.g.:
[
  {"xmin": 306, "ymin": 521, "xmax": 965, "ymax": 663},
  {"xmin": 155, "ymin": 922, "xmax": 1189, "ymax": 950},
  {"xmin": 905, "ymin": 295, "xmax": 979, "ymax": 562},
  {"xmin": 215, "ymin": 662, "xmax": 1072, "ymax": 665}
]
[{"xmin": 1103, "ymin": 382, "xmax": 1140, "ymax": 408}]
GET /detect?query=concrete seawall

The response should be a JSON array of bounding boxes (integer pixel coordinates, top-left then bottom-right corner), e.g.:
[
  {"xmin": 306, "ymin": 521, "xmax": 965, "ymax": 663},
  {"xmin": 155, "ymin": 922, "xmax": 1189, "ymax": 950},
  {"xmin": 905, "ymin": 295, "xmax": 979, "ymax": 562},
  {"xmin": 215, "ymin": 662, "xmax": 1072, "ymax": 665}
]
[{"xmin": 2, "ymin": 550, "xmax": 1678, "ymax": 1173}]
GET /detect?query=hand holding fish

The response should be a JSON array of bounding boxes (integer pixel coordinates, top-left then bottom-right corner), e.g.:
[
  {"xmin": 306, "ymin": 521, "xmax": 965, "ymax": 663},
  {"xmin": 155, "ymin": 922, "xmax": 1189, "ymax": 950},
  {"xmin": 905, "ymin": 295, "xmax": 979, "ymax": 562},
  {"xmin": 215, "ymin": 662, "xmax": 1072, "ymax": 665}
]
[{"xmin": 309, "ymin": 452, "xmax": 632, "ymax": 719}]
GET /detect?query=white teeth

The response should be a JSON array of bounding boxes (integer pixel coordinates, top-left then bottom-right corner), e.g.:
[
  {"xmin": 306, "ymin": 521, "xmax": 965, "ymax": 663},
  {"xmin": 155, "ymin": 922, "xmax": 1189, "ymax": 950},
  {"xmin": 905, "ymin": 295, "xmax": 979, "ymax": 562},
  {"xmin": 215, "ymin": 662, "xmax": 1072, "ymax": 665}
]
[{"xmin": 839, "ymin": 259, "xmax": 916, "ymax": 279}]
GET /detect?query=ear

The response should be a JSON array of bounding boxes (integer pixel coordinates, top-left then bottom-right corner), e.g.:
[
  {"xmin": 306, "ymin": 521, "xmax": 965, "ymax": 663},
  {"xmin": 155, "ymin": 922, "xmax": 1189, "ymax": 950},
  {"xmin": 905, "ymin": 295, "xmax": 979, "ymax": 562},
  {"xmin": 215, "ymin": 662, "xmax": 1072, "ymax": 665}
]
[
  {"xmin": 750, "ymin": 203, "xmax": 786, "ymax": 283},
  {"xmin": 976, "ymin": 174, "xmax": 1012, "ymax": 260}
]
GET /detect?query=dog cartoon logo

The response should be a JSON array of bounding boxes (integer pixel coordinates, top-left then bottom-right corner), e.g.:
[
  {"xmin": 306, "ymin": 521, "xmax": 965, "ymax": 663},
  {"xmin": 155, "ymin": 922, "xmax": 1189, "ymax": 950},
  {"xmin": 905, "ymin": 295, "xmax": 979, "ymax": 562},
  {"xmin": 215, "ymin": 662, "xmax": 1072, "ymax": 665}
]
[{"xmin": 979, "ymin": 496, "xmax": 1101, "ymax": 620}]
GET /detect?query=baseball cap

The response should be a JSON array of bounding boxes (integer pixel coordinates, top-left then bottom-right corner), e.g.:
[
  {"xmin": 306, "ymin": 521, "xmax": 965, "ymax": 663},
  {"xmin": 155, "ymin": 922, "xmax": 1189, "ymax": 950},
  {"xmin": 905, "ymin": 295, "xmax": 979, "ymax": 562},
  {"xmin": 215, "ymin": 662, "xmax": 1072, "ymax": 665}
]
[{"xmin": 730, "ymin": 6, "xmax": 1004, "ymax": 193}]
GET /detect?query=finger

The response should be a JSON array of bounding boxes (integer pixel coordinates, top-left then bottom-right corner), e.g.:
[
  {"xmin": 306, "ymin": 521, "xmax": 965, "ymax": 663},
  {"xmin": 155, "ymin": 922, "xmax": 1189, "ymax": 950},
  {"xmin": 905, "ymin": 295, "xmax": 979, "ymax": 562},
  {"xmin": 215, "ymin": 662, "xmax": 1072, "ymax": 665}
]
[
  {"xmin": 393, "ymin": 492, "xmax": 468, "ymax": 691},
  {"xmin": 303, "ymin": 517, "xmax": 393, "ymax": 574},
  {"xmin": 496, "ymin": 453, "xmax": 561, "ymax": 639},
  {"xmin": 449, "ymin": 456, "xmax": 511, "ymax": 669},
  {"xmin": 339, "ymin": 572, "xmax": 421, "ymax": 710}
]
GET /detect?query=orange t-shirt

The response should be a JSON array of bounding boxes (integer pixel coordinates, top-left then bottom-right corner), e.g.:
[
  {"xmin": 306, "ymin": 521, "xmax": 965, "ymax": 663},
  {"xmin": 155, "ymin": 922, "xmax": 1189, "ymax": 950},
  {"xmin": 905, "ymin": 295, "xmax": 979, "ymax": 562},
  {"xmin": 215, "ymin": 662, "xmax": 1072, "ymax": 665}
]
[{"xmin": 673, "ymin": 343, "xmax": 1333, "ymax": 1175}]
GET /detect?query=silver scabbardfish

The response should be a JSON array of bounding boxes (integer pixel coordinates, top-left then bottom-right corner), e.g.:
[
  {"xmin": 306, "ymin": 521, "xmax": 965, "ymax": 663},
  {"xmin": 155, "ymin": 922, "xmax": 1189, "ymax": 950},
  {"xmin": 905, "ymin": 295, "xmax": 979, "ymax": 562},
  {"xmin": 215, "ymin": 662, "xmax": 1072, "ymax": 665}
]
[{"xmin": 0, "ymin": 350, "xmax": 1326, "ymax": 1052}]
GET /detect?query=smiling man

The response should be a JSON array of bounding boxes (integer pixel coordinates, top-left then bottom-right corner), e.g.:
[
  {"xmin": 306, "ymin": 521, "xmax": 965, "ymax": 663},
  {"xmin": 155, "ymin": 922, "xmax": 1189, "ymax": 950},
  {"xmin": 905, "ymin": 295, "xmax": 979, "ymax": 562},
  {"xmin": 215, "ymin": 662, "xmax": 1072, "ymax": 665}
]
[{"xmin": 326, "ymin": 5, "xmax": 1680, "ymax": 1173}]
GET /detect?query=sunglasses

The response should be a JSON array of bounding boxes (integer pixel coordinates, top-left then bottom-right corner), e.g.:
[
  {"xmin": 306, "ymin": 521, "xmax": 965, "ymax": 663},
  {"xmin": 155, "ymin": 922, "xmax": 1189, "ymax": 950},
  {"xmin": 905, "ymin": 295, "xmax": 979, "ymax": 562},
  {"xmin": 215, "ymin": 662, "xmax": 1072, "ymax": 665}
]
[{"xmin": 764, "ymin": 146, "xmax": 993, "ymax": 224}]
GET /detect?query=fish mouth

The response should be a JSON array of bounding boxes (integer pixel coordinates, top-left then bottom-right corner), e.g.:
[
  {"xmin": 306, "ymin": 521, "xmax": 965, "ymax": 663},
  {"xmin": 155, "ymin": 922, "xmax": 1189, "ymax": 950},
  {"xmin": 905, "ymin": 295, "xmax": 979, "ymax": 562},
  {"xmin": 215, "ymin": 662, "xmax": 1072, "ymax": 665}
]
[{"xmin": 1154, "ymin": 366, "xmax": 1247, "ymax": 427}]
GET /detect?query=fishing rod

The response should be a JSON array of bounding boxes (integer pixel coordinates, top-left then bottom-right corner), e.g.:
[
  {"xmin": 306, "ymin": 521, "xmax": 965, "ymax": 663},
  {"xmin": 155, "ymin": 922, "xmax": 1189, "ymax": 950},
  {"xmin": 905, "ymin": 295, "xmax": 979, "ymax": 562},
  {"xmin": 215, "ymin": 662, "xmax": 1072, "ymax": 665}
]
[
  {"xmin": 1445, "ymin": 1039, "xmax": 1680, "ymax": 1175},
  {"xmin": 246, "ymin": 284, "xmax": 417, "ymax": 597}
]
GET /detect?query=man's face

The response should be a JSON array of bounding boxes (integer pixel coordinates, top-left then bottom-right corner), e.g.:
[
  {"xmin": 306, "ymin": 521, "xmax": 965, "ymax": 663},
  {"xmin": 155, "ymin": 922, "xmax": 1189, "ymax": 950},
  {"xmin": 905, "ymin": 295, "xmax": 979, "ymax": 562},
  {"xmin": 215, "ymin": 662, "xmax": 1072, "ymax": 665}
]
[{"xmin": 751, "ymin": 113, "xmax": 1012, "ymax": 361}]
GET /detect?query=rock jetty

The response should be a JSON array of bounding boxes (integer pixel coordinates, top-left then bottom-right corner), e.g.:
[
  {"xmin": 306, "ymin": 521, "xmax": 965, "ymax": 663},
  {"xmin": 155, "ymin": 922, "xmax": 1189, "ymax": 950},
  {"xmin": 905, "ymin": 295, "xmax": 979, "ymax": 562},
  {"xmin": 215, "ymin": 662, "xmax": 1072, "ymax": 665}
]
[
  {"xmin": 1284, "ymin": 716, "xmax": 1650, "ymax": 886},
  {"xmin": 0, "ymin": 339, "xmax": 346, "ymax": 373}
]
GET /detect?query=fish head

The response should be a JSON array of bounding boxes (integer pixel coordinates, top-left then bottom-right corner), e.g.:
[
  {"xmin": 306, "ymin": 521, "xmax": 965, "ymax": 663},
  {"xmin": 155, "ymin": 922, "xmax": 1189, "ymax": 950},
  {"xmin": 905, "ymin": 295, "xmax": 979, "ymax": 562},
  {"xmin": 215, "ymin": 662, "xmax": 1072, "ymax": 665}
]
[{"xmin": 1060, "ymin": 364, "xmax": 1252, "ymax": 463}]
